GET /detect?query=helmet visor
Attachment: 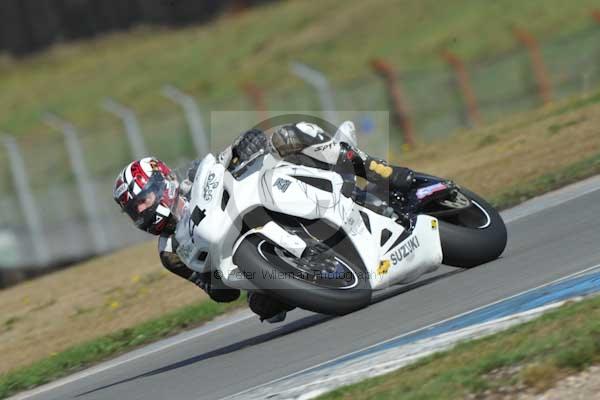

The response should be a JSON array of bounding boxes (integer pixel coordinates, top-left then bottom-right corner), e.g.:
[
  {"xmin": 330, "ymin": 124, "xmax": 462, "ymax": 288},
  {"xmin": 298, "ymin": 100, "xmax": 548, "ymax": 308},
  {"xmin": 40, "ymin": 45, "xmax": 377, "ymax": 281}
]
[{"xmin": 124, "ymin": 174, "xmax": 167, "ymax": 230}]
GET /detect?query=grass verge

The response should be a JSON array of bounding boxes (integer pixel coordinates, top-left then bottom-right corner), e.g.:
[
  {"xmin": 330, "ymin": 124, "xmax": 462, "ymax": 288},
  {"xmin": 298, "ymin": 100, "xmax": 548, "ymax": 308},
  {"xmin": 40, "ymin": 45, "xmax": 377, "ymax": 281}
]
[
  {"xmin": 492, "ymin": 151, "xmax": 600, "ymax": 209},
  {"xmin": 0, "ymin": 298, "xmax": 244, "ymax": 399},
  {"xmin": 318, "ymin": 294, "xmax": 600, "ymax": 400},
  {"xmin": 2, "ymin": 0, "xmax": 598, "ymax": 136}
]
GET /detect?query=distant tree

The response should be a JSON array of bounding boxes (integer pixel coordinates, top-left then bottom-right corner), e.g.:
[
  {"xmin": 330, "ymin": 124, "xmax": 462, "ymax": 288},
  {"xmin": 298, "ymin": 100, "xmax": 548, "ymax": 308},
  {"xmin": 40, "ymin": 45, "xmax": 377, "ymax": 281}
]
[{"xmin": 0, "ymin": 0, "xmax": 276, "ymax": 56}]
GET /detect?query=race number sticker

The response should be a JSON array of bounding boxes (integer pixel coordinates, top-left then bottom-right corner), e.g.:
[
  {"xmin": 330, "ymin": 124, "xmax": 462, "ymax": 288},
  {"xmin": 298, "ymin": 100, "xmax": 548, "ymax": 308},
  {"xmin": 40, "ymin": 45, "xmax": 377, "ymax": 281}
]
[{"xmin": 186, "ymin": 206, "xmax": 207, "ymax": 243}]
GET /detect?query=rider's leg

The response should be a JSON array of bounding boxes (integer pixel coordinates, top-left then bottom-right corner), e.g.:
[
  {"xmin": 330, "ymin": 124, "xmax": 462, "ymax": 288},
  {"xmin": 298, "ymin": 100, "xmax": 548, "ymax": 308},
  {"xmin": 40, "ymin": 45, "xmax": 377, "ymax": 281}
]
[
  {"xmin": 270, "ymin": 122, "xmax": 416, "ymax": 193},
  {"xmin": 159, "ymin": 251, "xmax": 241, "ymax": 303},
  {"xmin": 336, "ymin": 142, "xmax": 415, "ymax": 193}
]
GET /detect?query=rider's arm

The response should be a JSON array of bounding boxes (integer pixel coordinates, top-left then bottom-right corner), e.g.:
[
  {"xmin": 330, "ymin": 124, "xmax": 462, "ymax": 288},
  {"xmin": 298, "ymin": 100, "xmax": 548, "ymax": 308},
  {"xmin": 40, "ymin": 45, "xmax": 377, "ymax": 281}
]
[
  {"xmin": 270, "ymin": 122, "xmax": 341, "ymax": 164},
  {"xmin": 158, "ymin": 236, "xmax": 240, "ymax": 303}
]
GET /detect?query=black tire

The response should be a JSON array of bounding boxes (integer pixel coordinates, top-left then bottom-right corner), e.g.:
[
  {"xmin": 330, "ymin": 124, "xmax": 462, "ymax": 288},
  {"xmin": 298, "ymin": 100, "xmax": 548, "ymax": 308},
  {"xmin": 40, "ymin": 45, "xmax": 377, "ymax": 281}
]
[
  {"xmin": 437, "ymin": 188, "xmax": 507, "ymax": 268},
  {"xmin": 233, "ymin": 235, "xmax": 371, "ymax": 315}
]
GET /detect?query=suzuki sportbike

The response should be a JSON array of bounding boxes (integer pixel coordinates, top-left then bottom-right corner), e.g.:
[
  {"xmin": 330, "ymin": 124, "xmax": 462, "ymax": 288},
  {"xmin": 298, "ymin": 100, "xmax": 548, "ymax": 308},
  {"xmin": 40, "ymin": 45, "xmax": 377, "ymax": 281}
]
[{"xmin": 173, "ymin": 136, "xmax": 507, "ymax": 315}]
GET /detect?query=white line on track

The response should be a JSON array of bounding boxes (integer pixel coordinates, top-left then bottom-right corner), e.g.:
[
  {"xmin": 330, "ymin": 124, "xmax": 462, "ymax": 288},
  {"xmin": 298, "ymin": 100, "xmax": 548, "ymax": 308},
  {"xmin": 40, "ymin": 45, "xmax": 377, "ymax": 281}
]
[
  {"xmin": 222, "ymin": 261, "xmax": 600, "ymax": 400},
  {"xmin": 501, "ymin": 174, "xmax": 600, "ymax": 223},
  {"xmin": 260, "ymin": 300, "xmax": 574, "ymax": 400},
  {"xmin": 10, "ymin": 175, "xmax": 600, "ymax": 400}
]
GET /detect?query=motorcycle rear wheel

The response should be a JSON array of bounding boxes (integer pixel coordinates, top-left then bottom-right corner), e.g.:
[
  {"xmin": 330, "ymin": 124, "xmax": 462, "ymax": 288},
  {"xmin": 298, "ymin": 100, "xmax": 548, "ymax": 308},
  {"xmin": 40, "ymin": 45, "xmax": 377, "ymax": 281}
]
[{"xmin": 436, "ymin": 187, "xmax": 507, "ymax": 268}]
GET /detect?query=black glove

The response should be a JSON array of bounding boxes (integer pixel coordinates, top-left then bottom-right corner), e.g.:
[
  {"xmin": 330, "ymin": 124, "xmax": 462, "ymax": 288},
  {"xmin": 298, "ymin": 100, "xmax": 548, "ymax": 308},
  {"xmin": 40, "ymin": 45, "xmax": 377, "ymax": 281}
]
[{"xmin": 232, "ymin": 129, "xmax": 268, "ymax": 163}]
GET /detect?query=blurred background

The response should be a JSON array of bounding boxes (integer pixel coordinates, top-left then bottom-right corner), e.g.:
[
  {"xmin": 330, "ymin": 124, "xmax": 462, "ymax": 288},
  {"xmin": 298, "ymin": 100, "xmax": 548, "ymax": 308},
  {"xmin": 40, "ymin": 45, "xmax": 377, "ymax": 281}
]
[{"xmin": 1, "ymin": 0, "xmax": 600, "ymax": 286}]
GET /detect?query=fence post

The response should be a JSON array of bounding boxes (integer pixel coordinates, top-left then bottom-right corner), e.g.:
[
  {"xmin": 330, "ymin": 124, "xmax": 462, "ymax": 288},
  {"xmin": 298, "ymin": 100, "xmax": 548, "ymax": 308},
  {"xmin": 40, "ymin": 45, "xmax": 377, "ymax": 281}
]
[
  {"xmin": 585, "ymin": 11, "xmax": 600, "ymax": 95},
  {"xmin": 513, "ymin": 28, "xmax": 553, "ymax": 105},
  {"xmin": 161, "ymin": 85, "xmax": 209, "ymax": 157},
  {"xmin": 102, "ymin": 98, "xmax": 148, "ymax": 159},
  {"xmin": 42, "ymin": 113, "xmax": 109, "ymax": 254},
  {"xmin": 441, "ymin": 50, "xmax": 482, "ymax": 127},
  {"xmin": 370, "ymin": 58, "xmax": 416, "ymax": 149},
  {"xmin": 290, "ymin": 62, "xmax": 339, "ymax": 125},
  {"xmin": 1, "ymin": 135, "xmax": 51, "ymax": 266},
  {"xmin": 242, "ymin": 82, "xmax": 269, "ymax": 123}
]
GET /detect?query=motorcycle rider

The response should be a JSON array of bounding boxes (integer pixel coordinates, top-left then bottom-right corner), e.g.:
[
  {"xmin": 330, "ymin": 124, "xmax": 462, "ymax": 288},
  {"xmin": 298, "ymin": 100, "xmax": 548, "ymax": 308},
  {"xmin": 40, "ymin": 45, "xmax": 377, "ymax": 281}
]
[{"xmin": 113, "ymin": 121, "xmax": 417, "ymax": 322}]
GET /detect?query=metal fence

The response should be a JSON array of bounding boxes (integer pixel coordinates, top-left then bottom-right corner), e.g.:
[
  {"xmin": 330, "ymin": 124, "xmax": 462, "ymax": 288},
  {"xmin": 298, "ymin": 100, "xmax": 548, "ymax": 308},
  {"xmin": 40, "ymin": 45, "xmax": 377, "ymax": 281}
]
[{"xmin": 2, "ymin": 25, "xmax": 600, "ymax": 270}]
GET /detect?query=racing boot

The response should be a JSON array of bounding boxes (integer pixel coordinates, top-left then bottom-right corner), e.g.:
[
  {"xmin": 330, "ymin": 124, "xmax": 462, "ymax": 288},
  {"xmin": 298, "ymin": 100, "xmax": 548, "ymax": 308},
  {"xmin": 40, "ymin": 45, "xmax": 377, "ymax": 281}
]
[
  {"xmin": 336, "ymin": 142, "xmax": 416, "ymax": 194},
  {"xmin": 248, "ymin": 292, "xmax": 295, "ymax": 323}
]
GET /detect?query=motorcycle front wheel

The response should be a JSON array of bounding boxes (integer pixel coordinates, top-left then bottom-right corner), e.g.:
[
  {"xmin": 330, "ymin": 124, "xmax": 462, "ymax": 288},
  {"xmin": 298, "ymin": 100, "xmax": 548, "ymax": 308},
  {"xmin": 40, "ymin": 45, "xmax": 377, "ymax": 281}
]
[{"xmin": 233, "ymin": 234, "xmax": 372, "ymax": 315}]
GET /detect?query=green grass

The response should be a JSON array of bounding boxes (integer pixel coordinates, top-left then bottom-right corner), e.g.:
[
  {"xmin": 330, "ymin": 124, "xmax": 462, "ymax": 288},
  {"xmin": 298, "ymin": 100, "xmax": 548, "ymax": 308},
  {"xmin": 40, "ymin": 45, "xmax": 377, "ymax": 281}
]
[
  {"xmin": 492, "ymin": 151, "xmax": 600, "ymax": 209},
  {"xmin": 0, "ymin": 297, "xmax": 245, "ymax": 399},
  {"xmin": 1, "ymin": 0, "xmax": 599, "ymax": 194},
  {"xmin": 0, "ymin": 0, "xmax": 599, "ymax": 136},
  {"xmin": 318, "ymin": 295, "xmax": 600, "ymax": 400}
]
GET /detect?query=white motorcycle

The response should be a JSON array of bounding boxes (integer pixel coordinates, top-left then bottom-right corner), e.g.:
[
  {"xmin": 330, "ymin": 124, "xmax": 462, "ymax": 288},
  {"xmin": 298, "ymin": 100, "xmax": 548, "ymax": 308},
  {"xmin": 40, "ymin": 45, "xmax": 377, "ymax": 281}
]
[{"xmin": 173, "ymin": 137, "xmax": 507, "ymax": 316}]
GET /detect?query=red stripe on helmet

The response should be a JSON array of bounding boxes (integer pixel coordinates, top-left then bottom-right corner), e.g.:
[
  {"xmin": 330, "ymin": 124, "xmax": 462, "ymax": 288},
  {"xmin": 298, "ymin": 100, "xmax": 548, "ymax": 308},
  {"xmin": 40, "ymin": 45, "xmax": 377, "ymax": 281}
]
[{"xmin": 129, "ymin": 161, "xmax": 150, "ymax": 189}]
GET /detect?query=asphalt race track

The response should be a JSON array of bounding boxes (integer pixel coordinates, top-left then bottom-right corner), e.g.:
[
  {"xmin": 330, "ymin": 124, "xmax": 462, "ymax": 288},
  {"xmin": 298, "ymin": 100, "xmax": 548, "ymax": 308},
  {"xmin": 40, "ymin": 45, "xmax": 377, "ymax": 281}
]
[{"xmin": 14, "ymin": 176, "xmax": 600, "ymax": 400}]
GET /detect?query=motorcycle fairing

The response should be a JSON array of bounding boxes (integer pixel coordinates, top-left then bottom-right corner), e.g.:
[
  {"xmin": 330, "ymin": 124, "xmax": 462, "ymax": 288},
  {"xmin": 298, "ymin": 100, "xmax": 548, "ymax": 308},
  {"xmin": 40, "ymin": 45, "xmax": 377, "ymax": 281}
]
[
  {"xmin": 256, "ymin": 161, "xmax": 442, "ymax": 289},
  {"xmin": 177, "ymin": 153, "xmax": 442, "ymax": 291}
]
